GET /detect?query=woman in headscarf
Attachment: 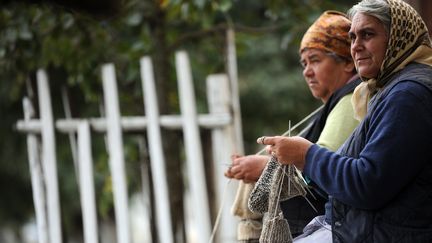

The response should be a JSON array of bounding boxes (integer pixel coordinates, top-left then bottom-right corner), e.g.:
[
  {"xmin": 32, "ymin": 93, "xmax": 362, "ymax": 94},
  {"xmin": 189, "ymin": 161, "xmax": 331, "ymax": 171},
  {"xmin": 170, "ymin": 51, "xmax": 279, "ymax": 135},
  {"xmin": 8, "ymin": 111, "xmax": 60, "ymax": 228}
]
[
  {"xmin": 225, "ymin": 11, "xmax": 361, "ymax": 241},
  {"xmin": 260, "ymin": 0, "xmax": 432, "ymax": 242}
]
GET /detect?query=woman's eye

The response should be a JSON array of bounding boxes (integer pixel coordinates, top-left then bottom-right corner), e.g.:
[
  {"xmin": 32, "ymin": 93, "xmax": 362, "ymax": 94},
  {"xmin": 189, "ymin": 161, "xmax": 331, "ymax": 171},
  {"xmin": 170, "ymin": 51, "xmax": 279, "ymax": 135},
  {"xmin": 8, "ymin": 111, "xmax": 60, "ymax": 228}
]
[{"xmin": 363, "ymin": 32, "xmax": 374, "ymax": 39}]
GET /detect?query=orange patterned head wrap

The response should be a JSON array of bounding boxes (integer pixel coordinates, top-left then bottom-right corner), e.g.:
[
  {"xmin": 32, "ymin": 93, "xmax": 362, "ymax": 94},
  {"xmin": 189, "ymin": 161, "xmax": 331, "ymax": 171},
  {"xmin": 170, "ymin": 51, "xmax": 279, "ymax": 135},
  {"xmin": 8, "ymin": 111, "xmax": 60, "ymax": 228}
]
[{"xmin": 300, "ymin": 11, "xmax": 352, "ymax": 59}]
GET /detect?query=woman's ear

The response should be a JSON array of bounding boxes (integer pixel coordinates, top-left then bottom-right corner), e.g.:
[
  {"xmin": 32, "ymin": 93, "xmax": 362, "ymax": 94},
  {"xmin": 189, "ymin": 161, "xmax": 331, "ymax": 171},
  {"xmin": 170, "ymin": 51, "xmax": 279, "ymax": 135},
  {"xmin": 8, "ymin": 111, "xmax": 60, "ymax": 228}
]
[{"xmin": 344, "ymin": 60, "xmax": 356, "ymax": 73}]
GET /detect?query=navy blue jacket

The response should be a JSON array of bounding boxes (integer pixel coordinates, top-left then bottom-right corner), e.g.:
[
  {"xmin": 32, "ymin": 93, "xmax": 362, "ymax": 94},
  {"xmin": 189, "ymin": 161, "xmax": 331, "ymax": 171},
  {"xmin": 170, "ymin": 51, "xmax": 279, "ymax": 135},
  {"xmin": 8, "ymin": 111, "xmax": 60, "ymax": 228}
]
[
  {"xmin": 280, "ymin": 77, "xmax": 361, "ymax": 235},
  {"xmin": 304, "ymin": 63, "xmax": 432, "ymax": 242}
]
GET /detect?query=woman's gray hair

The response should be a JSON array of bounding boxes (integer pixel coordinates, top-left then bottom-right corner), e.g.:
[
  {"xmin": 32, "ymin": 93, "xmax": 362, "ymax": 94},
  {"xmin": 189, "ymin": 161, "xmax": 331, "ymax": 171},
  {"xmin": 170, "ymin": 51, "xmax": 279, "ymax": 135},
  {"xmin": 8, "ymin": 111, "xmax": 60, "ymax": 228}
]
[{"xmin": 347, "ymin": 0, "xmax": 391, "ymax": 35}]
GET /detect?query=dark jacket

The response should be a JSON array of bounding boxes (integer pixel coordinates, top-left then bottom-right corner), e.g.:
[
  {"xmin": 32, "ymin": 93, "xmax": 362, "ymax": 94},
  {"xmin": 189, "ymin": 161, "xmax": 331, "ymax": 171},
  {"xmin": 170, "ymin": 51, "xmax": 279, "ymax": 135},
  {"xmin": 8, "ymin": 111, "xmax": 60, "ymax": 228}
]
[
  {"xmin": 330, "ymin": 63, "xmax": 432, "ymax": 243},
  {"xmin": 280, "ymin": 77, "xmax": 361, "ymax": 235}
]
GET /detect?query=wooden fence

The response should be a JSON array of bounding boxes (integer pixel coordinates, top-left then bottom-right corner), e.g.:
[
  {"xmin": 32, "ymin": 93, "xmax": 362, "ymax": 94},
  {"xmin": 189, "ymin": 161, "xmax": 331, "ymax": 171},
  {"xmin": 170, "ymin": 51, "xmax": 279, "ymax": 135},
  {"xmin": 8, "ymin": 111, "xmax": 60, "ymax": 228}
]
[{"xmin": 16, "ymin": 47, "xmax": 242, "ymax": 243}]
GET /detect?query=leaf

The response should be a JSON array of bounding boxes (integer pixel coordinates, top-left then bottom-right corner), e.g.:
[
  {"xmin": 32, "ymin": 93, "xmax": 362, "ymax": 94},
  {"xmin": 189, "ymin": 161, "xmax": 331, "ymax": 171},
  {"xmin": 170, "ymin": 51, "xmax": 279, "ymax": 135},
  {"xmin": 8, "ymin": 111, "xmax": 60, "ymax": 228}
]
[
  {"xmin": 126, "ymin": 12, "xmax": 143, "ymax": 26},
  {"xmin": 18, "ymin": 26, "xmax": 33, "ymax": 40},
  {"xmin": 193, "ymin": 0, "xmax": 206, "ymax": 9}
]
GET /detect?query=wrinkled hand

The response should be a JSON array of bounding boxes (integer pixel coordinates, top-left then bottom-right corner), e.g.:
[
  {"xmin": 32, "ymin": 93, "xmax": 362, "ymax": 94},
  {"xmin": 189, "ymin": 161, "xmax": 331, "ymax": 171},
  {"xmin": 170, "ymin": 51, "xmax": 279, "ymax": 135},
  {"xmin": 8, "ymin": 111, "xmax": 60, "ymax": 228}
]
[
  {"xmin": 224, "ymin": 154, "xmax": 268, "ymax": 183},
  {"xmin": 257, "ymin": 136, "xmax": 312, "ymax": 171}
]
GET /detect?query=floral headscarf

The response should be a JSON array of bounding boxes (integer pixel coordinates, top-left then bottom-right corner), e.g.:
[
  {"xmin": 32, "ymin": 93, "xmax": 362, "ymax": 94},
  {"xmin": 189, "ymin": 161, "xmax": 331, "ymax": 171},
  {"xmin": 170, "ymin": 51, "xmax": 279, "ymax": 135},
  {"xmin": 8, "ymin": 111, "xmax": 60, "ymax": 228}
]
[
  {"xmin": 300, "ymin": 11, "xmax": 352, "ymax": 59},
  {"xmin": 351, "ymin": 0, "xmax": 432, "ymax": 120}
]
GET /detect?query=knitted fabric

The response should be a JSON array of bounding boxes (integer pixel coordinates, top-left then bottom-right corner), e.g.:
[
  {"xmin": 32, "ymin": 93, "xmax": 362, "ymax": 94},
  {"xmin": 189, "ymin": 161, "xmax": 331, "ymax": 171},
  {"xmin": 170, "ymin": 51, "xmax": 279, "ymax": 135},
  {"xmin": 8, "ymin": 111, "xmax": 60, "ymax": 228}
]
[
  {"xmin": 248, "ymin": 156, "xmax": 308, "ymax": 242},
  {"xmin": 231, "ymin": 182, "xmax": 263, "ymax": 241},
  {"xmin": 249, "ymin": 157, "xmax": 308, "ymax": 213},
  {"xmin": 237, "ymin": 218, "xmax": 263, "ymax": 241},
  {"xmin": 248, "ymin": 156, "xmax": 278, "ymax": 214},
  {"xmin": 260, "ymin": 212, "xmax": 292, "ymax": 243},
  {"xmin": 279, "ymin": 165, "xmax": 307, "ymax": 202},
  {"xmin": 259, "ymin": 161, "xmax": 295, "ymax": 243}
]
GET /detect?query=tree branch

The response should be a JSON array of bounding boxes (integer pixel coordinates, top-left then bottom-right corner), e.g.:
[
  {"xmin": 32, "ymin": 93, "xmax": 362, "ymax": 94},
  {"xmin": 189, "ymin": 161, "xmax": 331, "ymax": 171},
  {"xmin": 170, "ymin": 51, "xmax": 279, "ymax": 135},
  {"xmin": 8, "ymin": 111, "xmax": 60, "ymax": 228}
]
[{"xmin": 168, "ymin": 22, "xmax": 284, "ymax": 52}]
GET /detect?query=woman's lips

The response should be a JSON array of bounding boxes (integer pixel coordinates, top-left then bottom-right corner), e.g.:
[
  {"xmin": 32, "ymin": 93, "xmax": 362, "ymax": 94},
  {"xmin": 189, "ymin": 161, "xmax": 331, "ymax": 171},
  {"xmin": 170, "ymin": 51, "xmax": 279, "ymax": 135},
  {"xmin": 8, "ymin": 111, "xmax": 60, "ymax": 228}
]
[{"xmin": 356, "ymin": 57, "xmax": 370, "ymax": 64}]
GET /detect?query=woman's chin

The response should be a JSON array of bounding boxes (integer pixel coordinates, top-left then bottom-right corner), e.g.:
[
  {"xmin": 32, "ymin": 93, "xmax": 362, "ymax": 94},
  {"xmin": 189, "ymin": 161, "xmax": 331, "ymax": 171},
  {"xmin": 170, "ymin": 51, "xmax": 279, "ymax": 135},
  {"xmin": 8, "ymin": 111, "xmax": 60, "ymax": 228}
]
[{"xmin": 358, "ymin": 69, "xmax": 379, "ymax": 79}]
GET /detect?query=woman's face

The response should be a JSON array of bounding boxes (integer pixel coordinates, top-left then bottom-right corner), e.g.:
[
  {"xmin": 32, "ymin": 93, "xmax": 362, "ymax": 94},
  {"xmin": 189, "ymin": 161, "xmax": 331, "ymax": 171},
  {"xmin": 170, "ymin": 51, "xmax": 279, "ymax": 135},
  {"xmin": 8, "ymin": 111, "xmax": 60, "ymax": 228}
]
[
  {"xmin": 349, "ymin": 13, "xmax": 389, "ymax": 79},
  {"xmin": 301, "ymin": 49, "xmax": 353, "ymax": 103}
]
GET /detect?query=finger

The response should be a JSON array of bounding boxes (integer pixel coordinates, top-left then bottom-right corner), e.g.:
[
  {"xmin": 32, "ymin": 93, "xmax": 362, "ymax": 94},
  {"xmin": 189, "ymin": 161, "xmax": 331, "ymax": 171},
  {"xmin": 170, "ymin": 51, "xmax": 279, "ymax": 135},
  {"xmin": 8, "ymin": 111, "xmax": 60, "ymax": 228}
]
[
  {"xmin": 256, "ymin": 136, "xmax": 267, "ymax": 145},
  {"xmin": 224, "ymin": 166, "xmax": 232, "ymax": 175},
  {"xmin": 265, "ymin": 145, "xmax": 273, "ymax": 154},
  {"xmin": 230, "ymin": 165, "xmax": 241, "ymax": 174},
  {"xmin": 224, "ymin": 170, "xmax": 233, "ymax": 178},
  {"xmin": 232, "ymin": 157, "xmax": 241, "ymax": 166},
  {"xmin": 262, "ymin": 136, "xmax": 276, "ymax": 146}
]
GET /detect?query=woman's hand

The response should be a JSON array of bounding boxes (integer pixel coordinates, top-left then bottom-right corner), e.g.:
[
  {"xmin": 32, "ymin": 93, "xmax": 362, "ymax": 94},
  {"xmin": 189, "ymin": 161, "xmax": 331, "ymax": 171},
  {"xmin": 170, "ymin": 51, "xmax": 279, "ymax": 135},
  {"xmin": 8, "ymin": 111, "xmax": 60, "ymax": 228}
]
[
  {"xmin": 257, "ymin": 136, "xmax": 313, "ymax": 171},
  {"xmin": 224, "ymin": 154, "xmax": 268, "ymax": 183}
]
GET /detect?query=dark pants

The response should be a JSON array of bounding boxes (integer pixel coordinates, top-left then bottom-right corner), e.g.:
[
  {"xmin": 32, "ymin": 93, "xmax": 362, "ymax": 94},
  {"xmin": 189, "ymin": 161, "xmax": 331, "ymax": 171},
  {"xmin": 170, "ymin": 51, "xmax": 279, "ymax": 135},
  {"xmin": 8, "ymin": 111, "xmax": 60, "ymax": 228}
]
[{"xmin": 280, "ymin": 193, "xmax": 327, "ymax": 237}]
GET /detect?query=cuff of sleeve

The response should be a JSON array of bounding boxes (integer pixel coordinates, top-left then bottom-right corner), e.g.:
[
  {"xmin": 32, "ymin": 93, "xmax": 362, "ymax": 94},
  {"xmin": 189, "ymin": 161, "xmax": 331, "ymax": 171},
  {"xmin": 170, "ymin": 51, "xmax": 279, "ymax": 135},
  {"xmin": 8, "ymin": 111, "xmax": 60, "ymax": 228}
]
[{"xmin": 304, "ymin": 143, "xmax": 321, "ymax": 176}]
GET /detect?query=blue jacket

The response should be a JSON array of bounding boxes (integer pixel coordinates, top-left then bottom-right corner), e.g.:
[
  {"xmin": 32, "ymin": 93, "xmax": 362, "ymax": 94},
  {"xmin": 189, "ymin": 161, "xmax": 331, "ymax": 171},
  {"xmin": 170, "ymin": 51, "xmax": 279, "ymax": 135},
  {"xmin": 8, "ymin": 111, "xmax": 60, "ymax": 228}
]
[
  {"xmin": 280, "ymin": 77, "xmax": 361, "ymax": 235},
  {"xmin": 304, "ymin": 63, "xmax": 432, "ymax": 242}
]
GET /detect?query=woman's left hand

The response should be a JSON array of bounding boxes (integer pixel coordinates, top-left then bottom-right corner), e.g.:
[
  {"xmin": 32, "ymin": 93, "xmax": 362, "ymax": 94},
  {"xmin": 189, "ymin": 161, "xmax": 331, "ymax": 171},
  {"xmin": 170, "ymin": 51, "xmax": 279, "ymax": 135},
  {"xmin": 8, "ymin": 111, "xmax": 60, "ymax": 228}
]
[{"xmin": 257, "ymin": 136, "xmax": 313, "ymax": 171}]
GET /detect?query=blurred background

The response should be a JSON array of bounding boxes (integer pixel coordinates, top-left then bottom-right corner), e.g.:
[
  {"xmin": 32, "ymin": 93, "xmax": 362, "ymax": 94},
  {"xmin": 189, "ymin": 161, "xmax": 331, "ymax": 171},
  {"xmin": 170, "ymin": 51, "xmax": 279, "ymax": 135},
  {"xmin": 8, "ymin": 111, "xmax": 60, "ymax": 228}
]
[{"xmin": 1, "ymin": 0, "xmax": 430, "ymax": 242}]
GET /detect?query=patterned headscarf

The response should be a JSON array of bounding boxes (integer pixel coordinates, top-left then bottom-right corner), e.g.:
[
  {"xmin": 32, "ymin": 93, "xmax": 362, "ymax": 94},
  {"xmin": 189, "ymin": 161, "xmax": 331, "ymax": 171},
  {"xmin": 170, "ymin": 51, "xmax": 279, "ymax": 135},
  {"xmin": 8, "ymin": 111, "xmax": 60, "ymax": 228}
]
[
  {"xmin": 300, "ymin": 11, "xmax": 352, "ymax": 59},
  {"xmin": 351, "ymin": 0, "xmax": 432, "ymax": 120}
]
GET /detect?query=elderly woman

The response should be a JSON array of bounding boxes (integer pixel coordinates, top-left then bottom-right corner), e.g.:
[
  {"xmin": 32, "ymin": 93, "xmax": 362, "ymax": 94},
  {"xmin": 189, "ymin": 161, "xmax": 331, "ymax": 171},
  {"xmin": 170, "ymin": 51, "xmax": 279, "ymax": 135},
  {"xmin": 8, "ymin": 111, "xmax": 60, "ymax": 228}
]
[
  {"xmin": 261, "ymin": 0, "xmax": 432, "ymax": 242},
  {"xmin": 225, "ymin": 11, "xmax": 361, "ymax": 240}
]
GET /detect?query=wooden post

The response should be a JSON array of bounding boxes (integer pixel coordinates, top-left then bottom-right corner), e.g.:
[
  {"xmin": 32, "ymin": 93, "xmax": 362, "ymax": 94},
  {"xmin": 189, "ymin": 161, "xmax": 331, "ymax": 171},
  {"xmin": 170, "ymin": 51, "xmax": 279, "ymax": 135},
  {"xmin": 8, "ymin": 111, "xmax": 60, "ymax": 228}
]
[
  {"xmin": 37, "ymin": 70, "xmax": 62, "ymax": 243},
  {"xmin": 77, "ymin": 121, "xmax": 99, "ymax": 243},
  {"xmin": 16, "ymin": 51, "xmax": 240, "ymax": 243},
  {"xmin": 207, "ymin": 74, "xmax": 239, "ymax": 242},
  {"xmin": 61, "ymin": 87, "xmax": 79, "ymax": 181},
  {"xmin": 176, "ymin": 51, "xmax": 212, "ymax": 243},
  {"xmin": 23, "ymin": 97, "xmax": 49, "ymax": 243},
  {"xmin": 140, "ymin": 56, "xmax": 174, "ymax": 243},
  {"xmin": 226, "ymin": 29, "xmax": 244, "ymax": 155},
  {"xmin": 102, "ymin": 64, "xmax": 130, "ymax": 243},
  {"xmin": 17, "ymin": 114, "xmax": 231, "ymax": 133}
]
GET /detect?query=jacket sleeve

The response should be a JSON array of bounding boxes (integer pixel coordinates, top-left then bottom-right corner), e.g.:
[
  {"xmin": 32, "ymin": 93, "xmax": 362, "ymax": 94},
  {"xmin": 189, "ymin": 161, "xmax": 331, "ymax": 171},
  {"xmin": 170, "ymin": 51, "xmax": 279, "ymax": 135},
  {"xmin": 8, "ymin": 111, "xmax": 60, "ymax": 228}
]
[{"xmin": 304, "ymin": 82, "xmax": 432, "ymax": 209}]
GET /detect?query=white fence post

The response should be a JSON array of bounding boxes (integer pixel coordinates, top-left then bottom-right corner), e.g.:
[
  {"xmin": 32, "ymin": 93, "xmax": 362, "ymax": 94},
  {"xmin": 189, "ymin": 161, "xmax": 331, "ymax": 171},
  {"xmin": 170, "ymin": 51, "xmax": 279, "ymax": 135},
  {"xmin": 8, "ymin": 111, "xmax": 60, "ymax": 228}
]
[
  {"xmin": 37, "ymin": 70, "xmax": 63, "ymax": 243},
  {"xmin": 226, "ymin": 29, "xmax": 244, "ymax": 154},
  {"xmin": 102, "ymin": 64, "xmax": 130, "ymax": 243},
  {"xmin": 23, "ymin": 97, "xmax": 49, "ymax": 243},
  {"xmin": 176, "ymin": 51, "xmax": 212, "ymax": 243},
  {"xmin": 17, "ymin": 50, "xmax": 241, "ymax": 243},
  {"xmin": 140, "ymin": 56, "xmax": 174, "ymax": 243},
  {"xmin": 207, "ymin": 74, "xmax": 239, "ymax": 242},
  {"xmin": 77, "ymin": 121, "xmax": 99, "ymax": 243}
]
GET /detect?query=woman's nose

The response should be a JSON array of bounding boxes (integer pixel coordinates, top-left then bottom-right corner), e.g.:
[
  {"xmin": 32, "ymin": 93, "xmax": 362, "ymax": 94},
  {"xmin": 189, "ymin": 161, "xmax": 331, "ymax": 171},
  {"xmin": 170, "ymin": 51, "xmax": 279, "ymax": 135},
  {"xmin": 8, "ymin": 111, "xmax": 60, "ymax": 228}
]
[
  {"xmin": 351, "ymin": 38, "xmax": 363, "ymax": 52},
  {"xmin": 303, "ymin": 65, "xmax": 313, "ymax": 77}
]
